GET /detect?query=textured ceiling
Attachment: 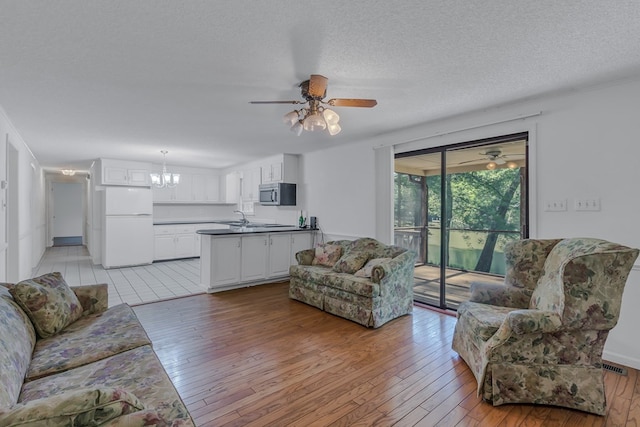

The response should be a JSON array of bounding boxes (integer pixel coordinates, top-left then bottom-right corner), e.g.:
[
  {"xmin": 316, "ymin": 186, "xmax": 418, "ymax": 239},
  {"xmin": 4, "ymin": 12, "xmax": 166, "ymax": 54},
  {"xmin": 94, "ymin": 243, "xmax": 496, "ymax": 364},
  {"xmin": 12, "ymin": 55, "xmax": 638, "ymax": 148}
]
[{"xmin": 1, "ymin": 1, "xmax": 640, "ymax": 171}]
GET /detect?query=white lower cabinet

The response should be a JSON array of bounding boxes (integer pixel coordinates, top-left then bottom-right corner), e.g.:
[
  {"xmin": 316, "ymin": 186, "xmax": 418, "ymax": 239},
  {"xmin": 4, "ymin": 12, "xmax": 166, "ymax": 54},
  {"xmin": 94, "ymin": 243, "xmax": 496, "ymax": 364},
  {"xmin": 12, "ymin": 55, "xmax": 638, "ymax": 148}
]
[
  {"xmin": 205, "ymin": 236, "xmax": 242, "ymax": 287},
  {"xmin": 153, "ymin": 225, "xmax": 197, "ymax": 261},
  {"xmin": 202, "ymin": 231, "xmax": 313, "ymax": 292},
  {"xmin": 240, "ymin": 235, "xmax": 269, "ymax": 282},
  {"xmin": 269, "ymin": 233, "xmax": 293, "ymax": 277}
]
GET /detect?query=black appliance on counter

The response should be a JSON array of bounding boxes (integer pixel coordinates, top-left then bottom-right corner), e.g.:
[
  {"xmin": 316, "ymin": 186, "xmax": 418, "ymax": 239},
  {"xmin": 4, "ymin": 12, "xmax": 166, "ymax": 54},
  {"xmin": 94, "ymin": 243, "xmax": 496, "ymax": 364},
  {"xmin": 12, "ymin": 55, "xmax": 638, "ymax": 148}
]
[{"xmin": 259, "ymin": 182, "xmax": 296, "ymax": 206}]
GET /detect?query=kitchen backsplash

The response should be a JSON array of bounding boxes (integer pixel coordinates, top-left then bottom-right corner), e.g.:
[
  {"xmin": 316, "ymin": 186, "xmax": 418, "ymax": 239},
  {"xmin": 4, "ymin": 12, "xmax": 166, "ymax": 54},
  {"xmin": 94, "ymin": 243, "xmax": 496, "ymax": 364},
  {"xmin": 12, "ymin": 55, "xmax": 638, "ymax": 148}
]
[{"xmin": 153, "ymin": 203, "xmax": 303, "ymax": 226}]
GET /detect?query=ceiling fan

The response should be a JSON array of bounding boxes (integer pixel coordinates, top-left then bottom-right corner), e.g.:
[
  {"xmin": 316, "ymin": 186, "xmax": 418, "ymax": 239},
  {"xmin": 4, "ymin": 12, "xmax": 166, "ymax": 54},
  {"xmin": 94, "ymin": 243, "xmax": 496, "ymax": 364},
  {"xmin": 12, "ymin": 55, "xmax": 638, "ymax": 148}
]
[
  {"xmin": 249, "ymin": 74, "xmax": 377, "ymax": 136},
  {"xmin": 459, "ymin": 149, "xmax": 521, "ymax": 170}
]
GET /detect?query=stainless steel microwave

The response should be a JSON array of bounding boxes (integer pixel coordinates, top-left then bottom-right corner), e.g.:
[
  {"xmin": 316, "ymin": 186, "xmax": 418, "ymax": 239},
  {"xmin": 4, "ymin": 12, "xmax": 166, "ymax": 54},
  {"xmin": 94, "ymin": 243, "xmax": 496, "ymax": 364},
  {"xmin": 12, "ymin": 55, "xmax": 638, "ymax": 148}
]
[{"xmin": 259, "ymin": 183, "xmax": 296, "ymax": 206}]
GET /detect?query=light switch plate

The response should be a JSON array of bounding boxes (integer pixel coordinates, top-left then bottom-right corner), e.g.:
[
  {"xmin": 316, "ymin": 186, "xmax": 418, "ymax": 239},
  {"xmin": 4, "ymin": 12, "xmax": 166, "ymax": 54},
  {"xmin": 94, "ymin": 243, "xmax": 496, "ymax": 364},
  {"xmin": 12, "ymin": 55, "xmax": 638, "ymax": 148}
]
[
  {"xmin": 544, "ymin": 199, "xmax": 567, "ymax": 212},
  {"xmin": 575, "ymin": 198, "xmax": 601, "ymax": 211}
]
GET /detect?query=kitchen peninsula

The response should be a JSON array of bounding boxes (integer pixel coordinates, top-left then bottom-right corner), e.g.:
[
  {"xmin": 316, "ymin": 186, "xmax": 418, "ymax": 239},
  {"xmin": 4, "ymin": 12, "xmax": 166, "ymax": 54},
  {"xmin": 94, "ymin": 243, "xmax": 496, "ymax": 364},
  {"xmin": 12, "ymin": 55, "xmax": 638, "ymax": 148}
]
[{"xmin": 198, "ymin": 225, "xmax": 314, "ymax": 292}]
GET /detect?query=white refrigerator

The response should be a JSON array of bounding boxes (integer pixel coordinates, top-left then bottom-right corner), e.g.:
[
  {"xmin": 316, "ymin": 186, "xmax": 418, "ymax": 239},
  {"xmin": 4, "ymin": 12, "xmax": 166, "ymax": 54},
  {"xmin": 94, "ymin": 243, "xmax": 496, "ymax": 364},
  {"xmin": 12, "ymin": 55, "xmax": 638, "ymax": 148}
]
[{"xmin": 102, "ymin": 187, "xmax": 153, "ymax": 268}]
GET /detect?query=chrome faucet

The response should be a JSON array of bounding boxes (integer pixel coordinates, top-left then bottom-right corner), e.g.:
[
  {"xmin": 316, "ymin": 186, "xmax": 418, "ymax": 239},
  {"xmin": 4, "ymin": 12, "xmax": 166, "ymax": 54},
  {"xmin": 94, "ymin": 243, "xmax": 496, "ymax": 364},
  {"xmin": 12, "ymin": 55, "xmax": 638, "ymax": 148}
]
[{"xmin": 233, "ymin": 210, "xmax": 249, "ymax": 225}]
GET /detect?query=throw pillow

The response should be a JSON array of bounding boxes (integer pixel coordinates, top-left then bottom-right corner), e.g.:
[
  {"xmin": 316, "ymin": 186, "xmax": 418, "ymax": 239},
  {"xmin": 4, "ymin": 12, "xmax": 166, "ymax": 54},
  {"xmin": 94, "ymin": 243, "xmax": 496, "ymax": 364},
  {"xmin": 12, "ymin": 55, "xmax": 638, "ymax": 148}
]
[
  {"xmin": 354, "ymin": 257, "xmax": 392, "ymax": 278},
  {"xmin": 9, "ymin": 272, "xmax": 84, "ymax": 338},
  {"xmin": 311, "ymin": 244, "xmax": 343, "ymax": 267},
  {"xmin": 332, "ymin": 251, "xmax": 371, "ymax": 274},
  {"xmin": 0, "ymin": 387, "xmax": 144, "ymax": 426}
]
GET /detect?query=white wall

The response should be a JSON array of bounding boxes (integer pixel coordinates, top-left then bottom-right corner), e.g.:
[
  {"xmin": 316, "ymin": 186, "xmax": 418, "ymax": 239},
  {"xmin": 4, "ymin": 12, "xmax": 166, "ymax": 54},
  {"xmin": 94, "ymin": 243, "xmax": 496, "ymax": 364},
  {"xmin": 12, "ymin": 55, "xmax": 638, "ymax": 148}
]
[
  {"xmin": 301, "ymin": 75, "xmax": 640, "ymax": 369},
  {"xmin": 301, "ymin": 140, "xmax": 377, "ymax": 241},
  {"xmin": 0, "ymin": 105, "xmax": 45, "ymax": 282}
]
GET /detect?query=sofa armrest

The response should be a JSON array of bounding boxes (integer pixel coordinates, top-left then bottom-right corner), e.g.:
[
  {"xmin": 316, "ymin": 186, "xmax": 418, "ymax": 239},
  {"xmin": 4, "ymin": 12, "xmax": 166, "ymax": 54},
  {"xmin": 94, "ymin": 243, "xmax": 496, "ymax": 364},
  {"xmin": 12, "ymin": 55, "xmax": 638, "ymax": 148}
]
[
  {"xmin": 373, "ymin": 250, "xmax": 417, "ymax": 297},
  {"xmin": 469, "ymin": 282, "xmax": 531, "ymax": 309},
  {"xmin": 73, "ymin": 283, "xmax": 109, "ymax": 315},
  {"xmin": 295, "ymin": 248, "xmax": 316, "ymax": 265},
  {"xmin": 507, "ymin": 309, "xmax": 562, "ymax": 334},
  {"xmin": 0, "ymin": 387, "xmax": 144, "ymax": 426}
]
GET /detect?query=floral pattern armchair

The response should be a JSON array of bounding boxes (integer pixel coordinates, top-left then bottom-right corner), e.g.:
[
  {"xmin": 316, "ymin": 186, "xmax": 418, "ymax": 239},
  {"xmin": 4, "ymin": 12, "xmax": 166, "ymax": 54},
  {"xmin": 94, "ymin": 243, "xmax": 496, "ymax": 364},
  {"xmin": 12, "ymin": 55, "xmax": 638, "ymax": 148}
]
[{"xmin": 452, "ymin": 238, "xmax": 639, "ymax": 415}]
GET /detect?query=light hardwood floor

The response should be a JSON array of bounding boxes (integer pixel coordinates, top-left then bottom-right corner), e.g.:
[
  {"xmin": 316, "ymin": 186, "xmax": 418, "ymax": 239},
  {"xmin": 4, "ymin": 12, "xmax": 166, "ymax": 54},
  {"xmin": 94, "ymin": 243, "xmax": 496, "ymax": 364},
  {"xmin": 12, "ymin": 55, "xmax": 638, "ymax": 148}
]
[{"xmin": 132, "ymin": 283, "xmax": 640, "ymax": 427}]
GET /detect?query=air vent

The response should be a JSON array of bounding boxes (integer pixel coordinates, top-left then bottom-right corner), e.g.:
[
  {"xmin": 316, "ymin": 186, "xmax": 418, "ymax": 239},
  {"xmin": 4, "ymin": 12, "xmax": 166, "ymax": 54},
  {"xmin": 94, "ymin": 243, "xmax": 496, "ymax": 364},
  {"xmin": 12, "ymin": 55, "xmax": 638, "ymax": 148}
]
[{"xmin": 602, "ymin": 362, "xmax": 627, "ymax": 376}]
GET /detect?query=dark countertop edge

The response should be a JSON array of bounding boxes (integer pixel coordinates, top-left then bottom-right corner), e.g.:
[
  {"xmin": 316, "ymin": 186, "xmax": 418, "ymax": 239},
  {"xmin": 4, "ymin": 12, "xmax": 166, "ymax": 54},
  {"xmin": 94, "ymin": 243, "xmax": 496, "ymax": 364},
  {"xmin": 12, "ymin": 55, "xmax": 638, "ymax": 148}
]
[
  {"xmin": 197, "ymin": 227, "xmax": 316, "ymax": 235},
  {"xmin": 154, "ymin": 220, "xmax": 230, "ymax": 225}
]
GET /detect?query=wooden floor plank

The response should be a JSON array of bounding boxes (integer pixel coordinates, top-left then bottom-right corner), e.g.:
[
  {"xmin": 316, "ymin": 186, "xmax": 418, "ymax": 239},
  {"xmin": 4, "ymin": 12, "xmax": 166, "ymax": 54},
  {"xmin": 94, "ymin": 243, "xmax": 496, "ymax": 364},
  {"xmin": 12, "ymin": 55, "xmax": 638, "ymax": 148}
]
[{"xmin": 131, "ymin": 282, "xmax": 639, "ymax": 427}]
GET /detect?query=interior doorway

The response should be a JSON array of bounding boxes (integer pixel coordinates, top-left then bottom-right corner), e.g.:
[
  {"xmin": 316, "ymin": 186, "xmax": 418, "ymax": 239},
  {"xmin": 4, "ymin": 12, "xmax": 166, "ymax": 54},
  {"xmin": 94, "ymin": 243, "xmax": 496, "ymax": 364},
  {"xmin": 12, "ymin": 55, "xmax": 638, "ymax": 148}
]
[
  {"xmin": 51, "ymin": 182, "xmax": 83, "ymax": 246},
  {"xmin": 394, "ymin": 132, "xmax": 528, "ymax": 310}
]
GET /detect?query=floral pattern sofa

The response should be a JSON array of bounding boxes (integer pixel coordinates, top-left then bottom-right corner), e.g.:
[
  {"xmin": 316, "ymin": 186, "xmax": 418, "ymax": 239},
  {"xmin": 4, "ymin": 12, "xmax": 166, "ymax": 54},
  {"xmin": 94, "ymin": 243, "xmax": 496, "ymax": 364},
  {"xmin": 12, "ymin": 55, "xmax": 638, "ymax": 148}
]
[
  {"xmin": 289, "ymin": 237, "xmax": 417, "ymax": 328},
  {"xmin": 452, "ymin": 238, "xmax": 639, "ymax": 415},
  {"xmin": 0, "ymin": 272, "xmax": 194, "ymax": 426}
]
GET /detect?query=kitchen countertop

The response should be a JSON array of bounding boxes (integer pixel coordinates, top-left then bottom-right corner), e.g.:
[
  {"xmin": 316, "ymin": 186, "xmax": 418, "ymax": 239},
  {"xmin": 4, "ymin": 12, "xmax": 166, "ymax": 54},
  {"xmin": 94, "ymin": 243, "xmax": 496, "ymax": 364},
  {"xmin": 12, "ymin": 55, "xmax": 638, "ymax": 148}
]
[
  {"xmin": 153, "ymin": 219, "xmax": 230, "ymax": 225},
  {"xmin": 197, "ymin": 226, "xmax": 316, "ymax": 235}
]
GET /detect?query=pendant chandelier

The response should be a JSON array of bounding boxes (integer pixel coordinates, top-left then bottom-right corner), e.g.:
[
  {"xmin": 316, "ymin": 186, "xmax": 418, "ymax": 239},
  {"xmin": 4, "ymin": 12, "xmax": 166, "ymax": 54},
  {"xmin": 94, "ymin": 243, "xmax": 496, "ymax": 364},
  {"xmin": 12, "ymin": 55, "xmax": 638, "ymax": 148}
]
[{"xmin": 150, "ymin": 150, "xmax": 180, "ymax": 188}]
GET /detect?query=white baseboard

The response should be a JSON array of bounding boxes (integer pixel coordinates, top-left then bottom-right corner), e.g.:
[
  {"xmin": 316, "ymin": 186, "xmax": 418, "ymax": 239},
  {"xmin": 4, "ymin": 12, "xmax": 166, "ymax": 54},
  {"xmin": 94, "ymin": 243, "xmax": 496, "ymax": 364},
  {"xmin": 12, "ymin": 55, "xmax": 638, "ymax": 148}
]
[{"xmin": 603, "ymin": 349, "xmax": 640, "ymax": 371}]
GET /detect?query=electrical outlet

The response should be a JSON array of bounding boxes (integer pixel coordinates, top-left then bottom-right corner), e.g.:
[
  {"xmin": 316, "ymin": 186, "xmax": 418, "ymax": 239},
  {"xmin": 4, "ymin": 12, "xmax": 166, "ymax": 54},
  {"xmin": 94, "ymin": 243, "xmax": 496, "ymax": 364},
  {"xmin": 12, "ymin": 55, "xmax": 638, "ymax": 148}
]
[
  {"xmin": 575, "ymin": 198, "xmax": 601, "ymax": 211},
  {"xmin": 544, "ymin": 199, "xmax": 567, "ymax": 212}
]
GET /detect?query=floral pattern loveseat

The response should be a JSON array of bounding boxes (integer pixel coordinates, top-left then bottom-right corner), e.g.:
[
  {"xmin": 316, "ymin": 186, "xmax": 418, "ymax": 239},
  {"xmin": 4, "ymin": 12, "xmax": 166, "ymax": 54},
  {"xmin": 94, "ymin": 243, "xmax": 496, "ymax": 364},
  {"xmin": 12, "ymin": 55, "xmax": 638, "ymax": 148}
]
[
  {"xmin": 0, "ymin": 272, "xmax": 194, "ymax": 426},
  {"xmin": 452, "ymin": 238, "xmax": 639, "ymax": 415},
  {"xmin": 289, "ymin": 237, "xmax": 417, "ymax": 328}
]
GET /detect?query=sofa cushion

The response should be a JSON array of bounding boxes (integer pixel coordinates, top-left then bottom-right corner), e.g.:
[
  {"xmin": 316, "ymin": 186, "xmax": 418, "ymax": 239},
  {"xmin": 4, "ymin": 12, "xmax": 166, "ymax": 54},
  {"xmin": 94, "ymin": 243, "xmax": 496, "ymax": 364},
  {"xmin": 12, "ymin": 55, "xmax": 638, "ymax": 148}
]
[
  {"xmin": 456, "ymin": 301, "xmax": 513, "ymax": 349},
  {"xmin": 332, "ymin": 251, "xmax": 371, "ymax": 274},
  {"xmin": 311, "ymin": 244, "xmax": 343, "ymax": 267},
  {"xmin": 9, "ymin": 272, "xmax": 84, "ymax": 339},
  {"xmin": 0, "ymin": 387, "xmax": 144, "ymax": 427},
  {"xmin": 354, "ymin": 257, "xmax": 392, "ymax": 278},
  {"xmin": 0, "ymin": 294, "xmax": 37, "ymax": 410},
  {"xmin": 324, "ymin": 273, "xmax": 380, "ymax": 298},
  {"xmin": 290, "ymin": 264, "xmax": 332, "ymax": 282},
  {"xmin": 27, "ymin": 304, "xmax": 152, "ymax": 381},
  {"xmin": 19, "ymin": 345, "xmax": 192, "ymax": 426},
  {"xmin": 346, "ymin": 238, "xmax": 406, "ymax": 259}
]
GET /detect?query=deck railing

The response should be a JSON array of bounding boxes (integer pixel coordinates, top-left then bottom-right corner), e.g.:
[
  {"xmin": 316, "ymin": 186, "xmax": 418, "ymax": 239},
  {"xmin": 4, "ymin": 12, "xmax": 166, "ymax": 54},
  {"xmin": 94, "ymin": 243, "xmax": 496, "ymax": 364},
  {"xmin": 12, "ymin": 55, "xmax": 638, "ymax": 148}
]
[{"xmin": 394, "ymin": 226, "xmax": 520, "ymax": 276}]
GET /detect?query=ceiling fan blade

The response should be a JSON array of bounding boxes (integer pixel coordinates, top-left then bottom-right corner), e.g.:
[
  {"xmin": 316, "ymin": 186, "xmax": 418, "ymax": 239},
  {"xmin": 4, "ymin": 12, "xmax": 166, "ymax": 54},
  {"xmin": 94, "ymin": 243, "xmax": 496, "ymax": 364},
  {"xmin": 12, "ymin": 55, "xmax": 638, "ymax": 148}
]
[
  {"xmin": 249, "ymin": 100, "xmax": 303, "ymax": 105},
  {"xmin": 458, "ymin": 158, "xmax": 482, "ymax": 165},
  {"xmin": 307, "ymin": 74, "xmax": 328, "ymax": 98},
  {"xmin": 495, "ymin": 158, "xmax": 506, "ymax": 165},
  {"xmin": 327, "ymin": 98, "xmax": 378, "ymax": 108}
]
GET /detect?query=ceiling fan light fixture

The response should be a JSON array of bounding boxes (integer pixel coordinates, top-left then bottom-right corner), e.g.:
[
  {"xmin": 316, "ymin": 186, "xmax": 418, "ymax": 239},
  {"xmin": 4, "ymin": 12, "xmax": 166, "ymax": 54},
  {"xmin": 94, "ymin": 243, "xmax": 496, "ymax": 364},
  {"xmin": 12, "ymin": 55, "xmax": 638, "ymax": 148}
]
[
  {"xmin": 486, "ymin": 161, "xmax": 498, "ymax": 170},
  {"xmin": 507, "ymin": 161, "xmax": 518, "ymax": 169},
  {"xmin": 250, "ymin": 74, "xmax": 376, "ymax": 137},
  {"xmin": 283, "ymin": 110, "xmax": 299, "ymax": 126},
  {"xmin": 327, "ymin": 122, "xmax": 341, "ymax": 136},
  {"xmin": 290, "ymin": 121, "xmax": 303, "ymax": 136},
  {"xmin": 303, "ymin": 113, "xmax": 326, "ymax": 131},
  {"xmin": 322, "ymin": 108, "xmax": 340, "ymax": 124}
]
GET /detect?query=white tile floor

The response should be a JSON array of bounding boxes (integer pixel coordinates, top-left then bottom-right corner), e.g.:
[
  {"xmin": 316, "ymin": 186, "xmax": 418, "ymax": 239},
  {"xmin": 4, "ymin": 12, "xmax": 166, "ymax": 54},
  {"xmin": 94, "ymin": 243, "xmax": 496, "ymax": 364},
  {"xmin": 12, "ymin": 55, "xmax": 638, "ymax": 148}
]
[{"xmin": 32, "ymin": 246, "xmax": 205, "ymax": 307}]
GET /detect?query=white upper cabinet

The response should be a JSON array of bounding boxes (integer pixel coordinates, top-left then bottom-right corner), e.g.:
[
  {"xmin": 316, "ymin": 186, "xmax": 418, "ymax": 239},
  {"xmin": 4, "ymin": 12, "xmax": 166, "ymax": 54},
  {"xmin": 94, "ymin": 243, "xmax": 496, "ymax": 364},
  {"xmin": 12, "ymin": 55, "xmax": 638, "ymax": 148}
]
[
  {"xmin": 223, "ymin": 171, "xmax": 240, "ymax": 204},
  {"xmin": 241, "ymin": 167, "xmax": 261, "ymax": 202},
  {"xmin": 99, "ymin": 159, "xmax": 152, "ymax": 187},
  {"xmin": 192, "ymin": 174, "xmax": 220, "ymax": 202},
  {"xmin": 260, "ymin": 154, "xmax": 298, "ymax": 184},
  {"xmin": 150, "ymin": 164, "xmax": 224, "ymax": 204}
]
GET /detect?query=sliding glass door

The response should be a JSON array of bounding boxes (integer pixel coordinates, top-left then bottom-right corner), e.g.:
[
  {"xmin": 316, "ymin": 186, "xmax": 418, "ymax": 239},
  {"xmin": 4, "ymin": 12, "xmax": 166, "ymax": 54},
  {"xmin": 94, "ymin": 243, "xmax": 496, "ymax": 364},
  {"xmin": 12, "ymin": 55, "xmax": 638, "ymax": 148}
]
[{"xmin": 394, "ymin": 133, "xmax": 528, "ymax": 310}]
